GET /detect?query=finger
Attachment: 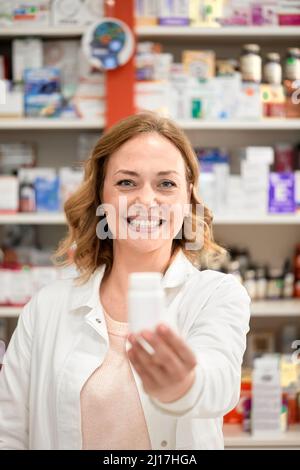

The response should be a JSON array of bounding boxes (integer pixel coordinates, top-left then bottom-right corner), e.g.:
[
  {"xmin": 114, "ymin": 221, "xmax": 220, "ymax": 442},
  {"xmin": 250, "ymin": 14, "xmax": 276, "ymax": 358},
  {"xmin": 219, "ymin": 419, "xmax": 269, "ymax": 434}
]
[
  {"xmin": 128, "ymin": 349, "xmax": 157, "ymax": 393},
  {"xmin": 140, "ymin": 330, "xmax": 187, "ymax": 380},
  {"xmin": 129, "ymin": 338, "xmax": 169, "ymax": 386},
  {"xmin": 128, "ymin": 347, "xmax": 156, "ymax": 384},
  {"xmin": 155, "ymin": 325, "xmax": 197, "ymax": 368}
]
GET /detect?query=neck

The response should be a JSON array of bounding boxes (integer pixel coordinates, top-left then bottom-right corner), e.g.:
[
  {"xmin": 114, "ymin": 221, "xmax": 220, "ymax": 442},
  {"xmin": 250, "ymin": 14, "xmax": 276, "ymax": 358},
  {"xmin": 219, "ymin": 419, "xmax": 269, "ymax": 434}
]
[{"xmin": 104, "ymin": 242, "xmax": 179, "ymax": 298}]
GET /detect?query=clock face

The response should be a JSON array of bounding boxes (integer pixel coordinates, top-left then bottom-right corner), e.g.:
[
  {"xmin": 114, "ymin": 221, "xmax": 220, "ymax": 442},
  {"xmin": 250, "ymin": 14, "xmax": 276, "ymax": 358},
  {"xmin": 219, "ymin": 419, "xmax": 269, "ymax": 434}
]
[
  {"xmin": 82, "ymin": 18, "xmax": 135, "ymax": 71},
  {"xmin": 85, "ymin": 0, "xmax": 104, "ymax": 17},
  {"xmin": 57, "ymin": 0, "xmax": 82, "ymax": 18}
]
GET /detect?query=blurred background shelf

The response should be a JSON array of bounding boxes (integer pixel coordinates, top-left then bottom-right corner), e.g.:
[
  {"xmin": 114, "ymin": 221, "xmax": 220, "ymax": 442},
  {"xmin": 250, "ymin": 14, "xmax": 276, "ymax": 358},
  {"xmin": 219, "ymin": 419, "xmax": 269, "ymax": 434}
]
[
  {"xmin": 1, "ymin": 300, "xmax": 299, "ymax": 319},
  {"xmin": 1, "ymin": 118, "xmax": 300, "ymax": 131},
  {"xmin": 138, "ymin": 26, "xmax": 300, "ymax": 39},
  {"xmin": 178, "ymin": 120, "xmax": 300, "ymax": 130},
  {"xmin": 251, "ymin": 300, "xmax": 300, "ymax": 317},
  {"xmin": 0, "ymin": 26, "xmax": 85, "ymax": 37},
  {"xmin": 0, "ymin": 213, "xmax": 66, "ymax": 225},
  {"xmin": 214, "ymin": 214, "xmax": 300, "ymax": 224},
  {"xmin": 0, "ymin": 118, "xmax": 105, "ymax": 130},
  {"xmin": 1, "ymin": 26, "xmax": 300, "ymax": 39},
  {"xmin": 224, "ymin": 424, "xmax": 300, "ymax": 449}
]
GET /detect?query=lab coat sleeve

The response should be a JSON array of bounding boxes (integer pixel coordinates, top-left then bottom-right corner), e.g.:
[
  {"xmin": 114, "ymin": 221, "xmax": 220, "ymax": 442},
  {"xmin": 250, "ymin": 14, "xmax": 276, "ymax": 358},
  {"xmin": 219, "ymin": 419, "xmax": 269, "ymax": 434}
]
[
  {"xmin": 0, "ymin": 296, "xmax": 36, "ymax": 449},
  {"xmin": 149, "ymin": 274, "xmax": 251, "ymax": 419}
]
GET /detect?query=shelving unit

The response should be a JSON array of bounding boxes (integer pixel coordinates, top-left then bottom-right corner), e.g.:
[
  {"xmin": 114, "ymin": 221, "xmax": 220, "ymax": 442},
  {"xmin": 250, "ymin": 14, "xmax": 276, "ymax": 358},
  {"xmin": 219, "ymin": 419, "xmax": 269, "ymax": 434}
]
[
  {"xmin": 0, "ymin": 118, "xmax": 105, "ymax": 130},
  {"xmin": 0, "ymin": 18, "xmax": 300, "ymax": 451},
  {"xmin": 224, "ymin": 425, "xmax": 300, "ymax": 449},
  {"xmin": 1, "ymin": 25, "xmax": 300, "ymax": 39},
  {"xmin": 1, "ymin": 118, "xmax": 300, "ymax": 131},
  {"xmin": 1, "ymin": 300, "xmax": 299, "ymax": 319}
]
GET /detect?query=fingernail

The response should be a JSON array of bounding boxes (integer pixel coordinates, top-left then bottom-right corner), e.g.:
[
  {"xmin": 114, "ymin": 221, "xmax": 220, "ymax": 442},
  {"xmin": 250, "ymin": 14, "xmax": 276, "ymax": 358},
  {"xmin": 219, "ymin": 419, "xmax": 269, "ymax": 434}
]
[{"xmin": 158, "ymin": 325, "xmax": 168, "ymax": 334}]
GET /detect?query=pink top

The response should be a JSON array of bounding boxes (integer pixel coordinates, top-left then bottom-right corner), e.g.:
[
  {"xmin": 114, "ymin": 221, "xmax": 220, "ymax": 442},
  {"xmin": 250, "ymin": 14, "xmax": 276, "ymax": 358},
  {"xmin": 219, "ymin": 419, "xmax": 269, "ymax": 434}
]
[{"xmin": 80, "ymin": 309, "xmax": 152, "ymax": 450}]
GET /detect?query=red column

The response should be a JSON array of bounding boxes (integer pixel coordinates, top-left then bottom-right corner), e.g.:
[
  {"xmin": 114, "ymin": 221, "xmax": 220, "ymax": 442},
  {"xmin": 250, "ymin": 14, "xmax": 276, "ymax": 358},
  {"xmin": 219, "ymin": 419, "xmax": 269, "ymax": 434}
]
[{"xmin": 104, "ymin": 0, "xmax": 136, "ymax": 129}]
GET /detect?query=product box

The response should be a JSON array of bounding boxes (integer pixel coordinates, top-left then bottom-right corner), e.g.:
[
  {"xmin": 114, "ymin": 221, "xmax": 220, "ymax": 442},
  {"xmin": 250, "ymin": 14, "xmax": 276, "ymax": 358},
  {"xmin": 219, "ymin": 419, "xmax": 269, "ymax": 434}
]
[
  {"xmin": 43, "ymin": 40, "xmax": 80, "ymax": 95},
  {"xmin": 268, "ymin": 172, "xmax": 295, "ymax": 213},
  {"xmin": 157, "ymin": 0, "xmax": 190, "ymax": 26},
  {"xmin": 190, "ymin": 0, "xmax": 223, "ymax": 27},
  {"xmin": 236, "ymin": 83, "xmax": 262, "ymax": 120},
  {"xmin": 0, "ymin": 0, "xmax": 13, "ymax": 26},
  {"xmin": 278, "ymin": 0, "xmax": 300, "ymax": 25},
  {"xmin": 135, "ymin": 0, "xmax": 157, "ymax": 26},
  {"xmin": 251, "ymin": 1, "xmax": 278, "ymax": 26},
  {"xmin": 12, "ymin": 39, "xmax": 43, "ymax": 83},
  {"xmin": 295, "ymin": 170, "xmax": 300, "ymax": 212},
  {"xmin": 252, "ymin": 355, "xmax": 282, "ymax": 438},
  {"xmin": 0, "ymin": 176, "xmax": 19, "ymax": 213},
  {"xmin": 59, "ymin": 167, "xmax": 84, "ymax": 208},
  {"xmin": 35, "ymin": 170, "xmax": 60, "ymax": 212},
  {"xmin": 274, "ymin": 143, "xmax": 295, "ymax": 172},
  {"xmin": 0, "ymin": 81, "xmax": 23, "ymax": 118},
  {"xmin": 182, "ymin": 50, "xmax": 215, "ymax": 80},
  {"xmin": 0, "ymin": 143, "xmax": 36, "ymax": 173},
  {"xmin": 261, "ymin": 84, "xmax": 286, "ymax": 118},
  {"xmin": 135, "ymin": 80, "xmax": 176, "ymax": 117},
  {"xmin": 24, "ymin": 67, "xmax": 62, "ymax": 118},
  {"xmin": 13, "ymin": 0, "xmax": 51, "ymax": 26},
  {"xmin": 52, "ymin": 0, "xmax": 104, "ymax": 26},
  {"xmin": 242, "ymin": 160, "xmax": 270, "ymax": 213},
  {"xmin": 245, "ymin": 146, "xmax": 274, "ymax": 166},
  {"xmin": 220, "ymin": 0, "xmax": 251, "ymax": 26}
]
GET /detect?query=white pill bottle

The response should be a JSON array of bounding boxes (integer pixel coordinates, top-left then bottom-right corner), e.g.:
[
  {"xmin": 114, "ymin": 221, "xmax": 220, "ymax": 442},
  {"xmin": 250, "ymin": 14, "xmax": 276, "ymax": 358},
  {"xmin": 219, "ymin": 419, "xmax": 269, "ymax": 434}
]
[{"xmin": 128, "ymin": 272, "xmax": 166, "ymax": 335}]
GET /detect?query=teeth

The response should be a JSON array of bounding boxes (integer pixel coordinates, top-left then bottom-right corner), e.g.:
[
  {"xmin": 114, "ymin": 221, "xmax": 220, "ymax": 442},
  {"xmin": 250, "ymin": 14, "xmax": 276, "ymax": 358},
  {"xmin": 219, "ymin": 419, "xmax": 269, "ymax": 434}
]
[{"xmin": 128, "ymin": 219, "xmax": 160, "ymax": 228}]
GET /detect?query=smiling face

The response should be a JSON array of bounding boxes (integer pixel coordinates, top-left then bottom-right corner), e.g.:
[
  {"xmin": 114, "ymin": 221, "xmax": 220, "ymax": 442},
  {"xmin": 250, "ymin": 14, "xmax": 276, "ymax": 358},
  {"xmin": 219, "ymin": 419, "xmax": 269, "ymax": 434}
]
[{"xmin": 101, "ymin": 132, "xmax": 192, "ymax": 254}]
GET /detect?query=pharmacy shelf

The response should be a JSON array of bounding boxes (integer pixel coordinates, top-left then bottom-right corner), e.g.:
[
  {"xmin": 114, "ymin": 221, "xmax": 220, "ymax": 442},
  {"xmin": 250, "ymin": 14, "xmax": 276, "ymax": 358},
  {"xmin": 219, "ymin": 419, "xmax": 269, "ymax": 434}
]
[
  {"xmin": 0, "ymin": 213, "xmax": 300, "ymax": 225},
  {"xmin": 0, "ymin": 307, "xmax": 22, "ymax": 318},
  {"xmin": 1, "ymin": 118, "xmax": 300, "ymax": 131},
  {"xmin": 1, "ymin": 26, "xmax": 300, "ymax": 39},
  {"xmin": 178, "ymin": 119, "xmax": 300, "ymax": 131},
  {"xmin": 0, "ymin": 118, "xmax": 104, "ymax": 130},
  {"xmin": 0, "ymin": 26, "xmax": 85, "ymax": 37},
  {"xmin": 138, "ymin": 25, "xmax": 300, "ymax": 39},
  {"xmin": 1, "ymin": 300, "xmax": 299, "ymax": 319},
  {"xmin": 0, "ymin": 213, "xmax": 66, "ymax": 225},
  {"xmin": 214, "ymin": 214, "xmax": 300, "ymax": 224},
  {"xmin": 251, "ymin": 300, "xmax": 300, "ymax": 317},
  {"xmin": 224, "ymin": 425, "xmax": 300, "ymax": 449}
]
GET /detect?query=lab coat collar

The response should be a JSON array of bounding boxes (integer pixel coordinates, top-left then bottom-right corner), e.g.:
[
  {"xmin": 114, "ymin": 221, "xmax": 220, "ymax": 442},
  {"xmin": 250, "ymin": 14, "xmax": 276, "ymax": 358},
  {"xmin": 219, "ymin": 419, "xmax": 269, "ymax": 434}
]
[{"xmin": 70, "ymin": 248, "xmax": 196, "ymax": 312}]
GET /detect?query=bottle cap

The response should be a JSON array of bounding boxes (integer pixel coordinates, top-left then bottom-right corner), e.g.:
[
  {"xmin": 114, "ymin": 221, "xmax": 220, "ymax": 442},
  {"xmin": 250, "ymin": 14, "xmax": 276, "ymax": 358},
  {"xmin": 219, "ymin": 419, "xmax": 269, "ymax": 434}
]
[{"xmin": 129, "ymin": 272, "xmax": 163, "ymax": 291}]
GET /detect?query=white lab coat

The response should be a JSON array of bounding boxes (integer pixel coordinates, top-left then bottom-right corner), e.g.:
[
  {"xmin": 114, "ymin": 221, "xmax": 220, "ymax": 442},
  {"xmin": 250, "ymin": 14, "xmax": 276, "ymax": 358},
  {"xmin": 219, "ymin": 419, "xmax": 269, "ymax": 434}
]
[{"xmin": 0, "ymin": 249, "xmax": 251, "ymax": 450}]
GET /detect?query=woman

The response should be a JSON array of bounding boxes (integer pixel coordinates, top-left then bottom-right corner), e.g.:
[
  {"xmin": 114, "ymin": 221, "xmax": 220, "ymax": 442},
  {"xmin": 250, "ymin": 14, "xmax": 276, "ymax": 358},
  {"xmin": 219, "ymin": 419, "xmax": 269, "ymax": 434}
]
[{"xmin": 0, "ymin": 112, "xmax": 250, "ymax": 450}]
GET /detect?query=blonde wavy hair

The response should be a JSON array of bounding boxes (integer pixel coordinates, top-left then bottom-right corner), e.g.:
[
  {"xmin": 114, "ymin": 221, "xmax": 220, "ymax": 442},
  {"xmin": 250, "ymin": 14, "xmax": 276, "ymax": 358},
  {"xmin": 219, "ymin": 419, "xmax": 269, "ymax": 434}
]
[{"xmin": 53, "ymin": 112, "xmax": 226, "ymax": 283}]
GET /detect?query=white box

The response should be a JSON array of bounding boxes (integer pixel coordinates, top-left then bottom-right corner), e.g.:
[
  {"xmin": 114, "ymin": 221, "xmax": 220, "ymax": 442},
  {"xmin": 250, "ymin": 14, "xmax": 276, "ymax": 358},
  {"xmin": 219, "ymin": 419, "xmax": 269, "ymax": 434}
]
[
  {"xmin": 245, "ymin": 146, "xmax": 274, "ymax": 166},
  {"xmin": 0, "ymin": 81, "xmax": 23, "ymax": 117},
  {"xmin": 52, "ymin": 0, "xmax": 103, "ymax": 26},
  {"xmin": 0, "ymin": 176, "xmax": 19, "ymax": 212},
  {"xmin": 13, "ymin": 39, "xmax": 43, "ymax": 83}
]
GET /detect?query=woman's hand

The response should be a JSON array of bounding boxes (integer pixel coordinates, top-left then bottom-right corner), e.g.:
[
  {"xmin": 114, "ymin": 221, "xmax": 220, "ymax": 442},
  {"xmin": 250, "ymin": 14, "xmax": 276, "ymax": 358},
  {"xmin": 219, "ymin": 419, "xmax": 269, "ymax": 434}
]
[{"xmin": 127, "ymin": 324, "xmax": 197, "ymax": 404}]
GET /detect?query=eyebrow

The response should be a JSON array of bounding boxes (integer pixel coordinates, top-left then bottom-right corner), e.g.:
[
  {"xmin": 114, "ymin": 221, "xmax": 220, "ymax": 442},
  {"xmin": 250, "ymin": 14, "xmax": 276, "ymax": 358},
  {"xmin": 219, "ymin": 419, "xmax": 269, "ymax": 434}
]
[{"xmin": 114, "ymin": 170, "xmax": 180, "ymax": 176}]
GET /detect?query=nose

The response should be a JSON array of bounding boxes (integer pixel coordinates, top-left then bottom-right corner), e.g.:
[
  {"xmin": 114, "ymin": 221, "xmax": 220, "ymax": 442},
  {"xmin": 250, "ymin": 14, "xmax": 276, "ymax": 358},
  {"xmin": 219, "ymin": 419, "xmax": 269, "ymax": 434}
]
[{"xmin": 135, "ymin": 182, "xmax": 159, "ymax": 208}]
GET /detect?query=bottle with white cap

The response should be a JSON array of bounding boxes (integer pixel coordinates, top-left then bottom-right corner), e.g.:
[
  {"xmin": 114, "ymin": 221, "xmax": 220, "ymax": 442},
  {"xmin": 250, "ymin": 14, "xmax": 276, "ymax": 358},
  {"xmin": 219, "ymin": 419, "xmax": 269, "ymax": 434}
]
[{"xmin": 128, "ymin": 272, "xmax": 166, "ymax": 335}]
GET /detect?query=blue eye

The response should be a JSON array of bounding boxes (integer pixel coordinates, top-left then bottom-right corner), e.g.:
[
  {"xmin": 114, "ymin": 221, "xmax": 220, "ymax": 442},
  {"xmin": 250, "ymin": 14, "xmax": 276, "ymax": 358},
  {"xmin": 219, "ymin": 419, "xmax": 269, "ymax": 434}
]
[
  {"xmin": 160, "ymin": 180, "xmax": 176, "ymax": 188},
  {"xmin": 116, "ymin": 179, "xmax": 135, "ymax": 187}
]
